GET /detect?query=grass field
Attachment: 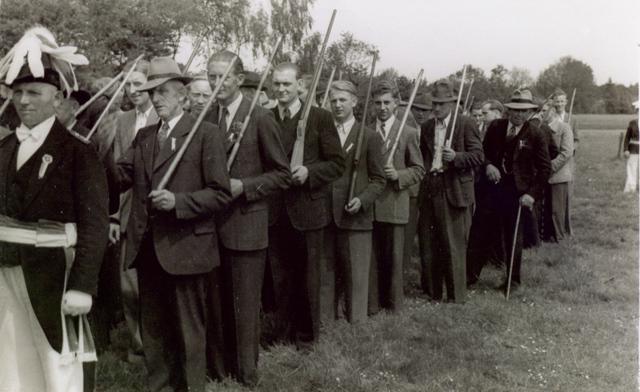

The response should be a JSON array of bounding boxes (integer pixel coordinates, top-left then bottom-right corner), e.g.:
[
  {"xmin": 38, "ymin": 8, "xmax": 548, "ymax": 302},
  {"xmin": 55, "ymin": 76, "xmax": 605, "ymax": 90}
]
[
  {"xmin": 96, "ymin": 121, "xmax": 638, "ymax": 391},
  {"xmin": 574, "ymin": 114, "xmax": 636, "ymax": 131}
]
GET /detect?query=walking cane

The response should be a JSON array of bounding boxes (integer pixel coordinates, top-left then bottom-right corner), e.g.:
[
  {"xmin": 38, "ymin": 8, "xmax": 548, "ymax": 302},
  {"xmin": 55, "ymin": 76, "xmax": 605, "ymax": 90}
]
[{"xmin": 506, "ymin": 204, "xmax": 522, "ymax": 300}]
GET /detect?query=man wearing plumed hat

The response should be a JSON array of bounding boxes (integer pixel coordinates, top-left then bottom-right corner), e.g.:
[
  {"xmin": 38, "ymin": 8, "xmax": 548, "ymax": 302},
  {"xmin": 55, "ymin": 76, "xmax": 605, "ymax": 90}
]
[{"xmin": 0, "ymin": 26, "xmax": 109, "ymax": 391}]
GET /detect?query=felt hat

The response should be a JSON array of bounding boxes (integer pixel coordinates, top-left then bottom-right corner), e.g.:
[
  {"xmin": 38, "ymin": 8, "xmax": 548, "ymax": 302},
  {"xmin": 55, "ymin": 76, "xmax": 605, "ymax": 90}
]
[
  {"xmin": 504, "ymin": 88, "xmax": 538, "ymax": 110},
  {"xmin": 431, "ymin": 80, "xmax": 458, "ymax": 103},
  {"xmin": 138, "ymin": 57, "xmax": 191, "ymax": 91},
  {"xmin": 412, "ymin": 93, "xmax": 433, "ymax": 110}
]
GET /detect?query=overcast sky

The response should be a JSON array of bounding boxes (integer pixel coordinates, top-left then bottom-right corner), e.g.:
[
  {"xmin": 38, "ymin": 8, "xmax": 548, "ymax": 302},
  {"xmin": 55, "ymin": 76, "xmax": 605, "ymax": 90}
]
[
  {"xmin": 306, "ymin": 0, "xmax": 639, "ymax": 85},
  {"xmin": 179, "ymin": 0, "xmax": 639, "ymax": 85}
]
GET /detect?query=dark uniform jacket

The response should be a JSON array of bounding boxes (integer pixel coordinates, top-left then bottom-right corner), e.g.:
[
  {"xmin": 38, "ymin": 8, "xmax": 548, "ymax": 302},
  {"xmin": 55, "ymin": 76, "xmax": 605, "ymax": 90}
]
[
  {"xmin": 205, "ymin": 96, "xmax": 291, "ymax": 251},
  {"xmin": 0, "ymin": 119, "xmax": 109, "ymax": 351},
  {"xmin": 483, "ymin": 119, "xmax": 552, "ymax": 201},
  {"xmin": 624, "ymin": 119, "xmax": 639, "ymax": 154},
  {"xmin": 419, "ymin": 116, "xmax": 483, "ymax": 208},
  {"xmin": 269, "ymin": 103, "xmax": 345, "ymax": 231},
  {"xmin": 331, "ymin": 122, "xmax": 386, "ymax": 230},
  {"xmin": 117, "ymin": 113, "xmax": 231, "ymax": 274}
]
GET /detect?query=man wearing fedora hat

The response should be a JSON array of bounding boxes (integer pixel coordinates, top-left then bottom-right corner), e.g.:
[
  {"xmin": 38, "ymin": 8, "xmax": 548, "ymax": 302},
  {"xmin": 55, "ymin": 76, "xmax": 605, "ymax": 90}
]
[
  {"xmin": 483, "ymin": 88, "xmax": 551, "ymax": 291},
  {"xmin": 411, "ymin": 93, "xmax": 433, "ymax": 126},
  {"xmin": 203, "ymin": 50, "xmax": 290, "ymax": 385},
  {"xmin": 116, "ymin": 56, "xmax": 232, "ymax": 392},
  {"xmin": 368, "ymin": 80, "xmax": 424, "ymax": 314},
  {"xmin": 417, "ymin": 79, "xmax": 483, "ymax": 303}
]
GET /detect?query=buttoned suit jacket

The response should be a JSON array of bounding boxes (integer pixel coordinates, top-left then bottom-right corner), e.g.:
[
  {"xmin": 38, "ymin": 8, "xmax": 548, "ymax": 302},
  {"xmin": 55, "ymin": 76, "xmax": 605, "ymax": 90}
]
[
  {"xmin": 548, "ymin": 119, "xmax": 574, "ymax": 184},
  {"xmin": 331, "ymin": 122, "xmax": 386, "ymax": 230},
  {"xmin": 269, "ymin": 104, "xmax": 345, "ymax": 231},
  {"xmin": 419, "ymin": 115, "xmax": 484, "ymax": 208},
  {"xmin": 205, "ymin": 96, "xmax": 291, "ymax": 251},
  {"xmin": 483, "ymin": 119, "xmax": 552, "ymax": 201},
  {"xmin": 373, "ymin": 118, "xmax": 425, "ymax": 225},
  {"xmin": 0, "ymin": 120, "xmax": 109, "ymax": 352},
  {"xmin": 113, "ymin": 108, "xmax": 159, "ymax": 232},
  {"xmin": 117, "ymin": 113, "xmax": 231, "ymax": 274}
]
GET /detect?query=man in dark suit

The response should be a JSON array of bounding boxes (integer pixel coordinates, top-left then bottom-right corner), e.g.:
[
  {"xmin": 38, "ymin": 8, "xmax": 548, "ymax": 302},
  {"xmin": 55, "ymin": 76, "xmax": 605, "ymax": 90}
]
[
  {"xmin": 417, "ymin": 80, "xmax": 484, "ymax": 303},
  {"xmin": 368, "ymin": 80, "xmax": 424, "ymax": 314},
  {"xmin": 326, "ymin": 80, "xmax": 386, "ymax": 323},
  {"xmin": 483, "ymin": 89, "xmax": 551, "ymax": 290},
  {"xmin": 204, "ymin": 50, "xmax": 290, "ymax": 386},
  {"xmin": 265, "ymin": 62, "xmax": 344, "ymax": 345},
  {"xmin": 0, "ymin": 42, "xmax": 108, "ymax": 389},
  {"xmin": 623, "ymin": 112, "xmax": 639, "ymax": 192},
  {"xmin": 116, "ymin": 57, "xmax": 231, "ymax": 392}
]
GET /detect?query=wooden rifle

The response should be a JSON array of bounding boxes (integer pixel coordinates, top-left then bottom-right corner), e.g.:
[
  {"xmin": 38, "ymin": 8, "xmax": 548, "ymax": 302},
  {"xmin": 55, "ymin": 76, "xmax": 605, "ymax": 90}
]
[
  {"xmin": 445, "ymin": 65, "xmax": 467, "ymax": 148},
  {"xmin": 386, "ymin": 68, "xmax": 424, "ymax": 166},
  {"xmin": 346, "ymin": 53, "xmax": 377, "ymax": 204},
  {"xmin": 320, "ymin": 66, "xmax": 336, "ymax": 109},
  {"xmin": 568, "ymin": 88, "xmax": 577, "ymax": 123},
  {"xmin": 227, "ymin": 36, "xmax": 283, "ymax": 170},
  {"xmin": 290, "ymin": 9, "xmax": 337, "ymax": 169}
]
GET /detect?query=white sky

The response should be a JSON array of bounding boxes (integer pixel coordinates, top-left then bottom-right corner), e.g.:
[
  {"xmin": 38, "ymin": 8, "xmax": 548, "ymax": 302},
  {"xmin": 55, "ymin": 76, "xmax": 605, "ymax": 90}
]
[{"xmin": 179, "ymin": 0, "xmax": 639, "ymax": 85}]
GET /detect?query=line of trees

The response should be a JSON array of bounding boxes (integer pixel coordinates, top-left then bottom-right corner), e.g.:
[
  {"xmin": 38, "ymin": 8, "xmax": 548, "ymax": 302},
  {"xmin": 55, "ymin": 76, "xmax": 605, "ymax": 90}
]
[{"xmin": 1, "ymin": 0, "xmax": 636, "ymax": 114}]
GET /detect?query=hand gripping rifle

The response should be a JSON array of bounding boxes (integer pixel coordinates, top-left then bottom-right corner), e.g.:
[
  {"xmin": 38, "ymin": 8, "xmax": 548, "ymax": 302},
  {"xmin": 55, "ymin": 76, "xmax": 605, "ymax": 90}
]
[
  {"xmin": 385, "ymin": 68, "xmax": 424, "ymax": 166},
  {"xmin": 156, "ymin": 57, "xmax": 237, "ymax": 190},
  {"xmin": 227, "ymin": 36, "xmax": 284, "ymax": 170},
  {"xmin": 346, "ymin": 53, "xmax": 377, "ymax": 204},
  {"xmin": 290, "ymin": 9, "xmax": 337, "ymax": 169}
]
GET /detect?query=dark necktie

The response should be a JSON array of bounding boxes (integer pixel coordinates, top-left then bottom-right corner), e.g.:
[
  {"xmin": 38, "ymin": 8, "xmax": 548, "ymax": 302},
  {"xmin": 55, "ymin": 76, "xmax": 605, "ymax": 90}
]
[
  {"xmin": 507, "ymin": 125, "xmax": 517, "ymax": 140},
  {"xmin": 219, "ymin": 107, "xmax": 229, "ymax": 133},
  {"xmin": 157, "ymin": 122, "xmax": 170, "ymax": 149},
  {"xmin": 283, "ymin": 107, "xmax": 291, "ymax": 121}
]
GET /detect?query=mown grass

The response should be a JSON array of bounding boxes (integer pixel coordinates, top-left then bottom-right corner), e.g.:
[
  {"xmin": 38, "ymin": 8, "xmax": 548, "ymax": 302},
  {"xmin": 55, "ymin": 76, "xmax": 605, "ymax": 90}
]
[
  {"xmin": 97, "ymin": 128, "xmax": 638, "ymax": 391},
  {"xmin": 574, "ymin": 114, "xmax": 636, "ymax": 131}
]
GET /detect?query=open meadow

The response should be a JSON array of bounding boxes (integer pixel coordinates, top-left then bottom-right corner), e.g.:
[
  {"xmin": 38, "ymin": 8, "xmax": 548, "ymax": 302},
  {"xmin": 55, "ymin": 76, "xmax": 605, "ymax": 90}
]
[{"xmin": 98, "ymin": 115, "xmax": 639, "ymax": 391}]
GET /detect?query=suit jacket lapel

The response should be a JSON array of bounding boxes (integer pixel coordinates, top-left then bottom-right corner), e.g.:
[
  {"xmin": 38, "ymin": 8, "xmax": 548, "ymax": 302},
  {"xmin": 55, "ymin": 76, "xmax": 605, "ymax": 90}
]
[
  {"xmin": 342, "ymin": 121, "xmax": 359, "ymax": 156},
  {"xmin": 153, "ymin": 114, "xmax": 193, "ymax": 173},
  {"xmin": 0, "ymin": 135, "xmax": 18, "ymax": 210},
  {"xmin": 513, "ymin": 122, "xmax": 530, "ymax": 161},
  {"xmin": 22, "ymin": 121, "xmax": 67, "ymax": 211}
]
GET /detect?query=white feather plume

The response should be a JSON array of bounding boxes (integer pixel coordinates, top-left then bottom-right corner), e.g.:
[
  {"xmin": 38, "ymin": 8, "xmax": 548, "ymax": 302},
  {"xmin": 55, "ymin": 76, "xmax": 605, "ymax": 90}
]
[{"xmin": 0, "ymin": 25, "xmax": 89, "ymax": 94}]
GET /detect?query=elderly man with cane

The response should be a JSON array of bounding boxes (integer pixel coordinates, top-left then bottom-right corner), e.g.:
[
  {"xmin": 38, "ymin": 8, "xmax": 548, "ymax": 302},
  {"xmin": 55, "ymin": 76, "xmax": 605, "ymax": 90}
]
[{"xmin": 483, "ymin": 89, "xmax": 551, "ymax": 294}]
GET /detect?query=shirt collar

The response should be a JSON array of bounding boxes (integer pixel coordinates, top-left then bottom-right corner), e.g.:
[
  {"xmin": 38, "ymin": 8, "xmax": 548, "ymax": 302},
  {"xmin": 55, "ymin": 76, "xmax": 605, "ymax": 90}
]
[
  {"xmin": 335, "ymin": 115, "xmax": 356, "ymax": 134},
  {"xmin": 136, "ymin": 105, "xmax": 153, "ymax": 118},
  {"xmin": 16, "ymin": 115, "xmax": 56, "ymax": 142},
  {"xmin": 436, "ymin": 112, "xmax": 451, "ymax": 128},
  {"xmin": 278, "ymin": 98, "xmax": 301, "ymax": 119},
  {"xmin": 162, "ymin": 111, "xmax": 184, "ymax": 133},
  {"xmin": 507, "ymin": 121, "xmax": 524, "ymax": 133},
  {"xmin": 377, "ymin": 114, "xmax": 396, "ymax": 132},
  {"xmin": 223, "ymin": 92, "xmax": 243, "ymax": 120}
]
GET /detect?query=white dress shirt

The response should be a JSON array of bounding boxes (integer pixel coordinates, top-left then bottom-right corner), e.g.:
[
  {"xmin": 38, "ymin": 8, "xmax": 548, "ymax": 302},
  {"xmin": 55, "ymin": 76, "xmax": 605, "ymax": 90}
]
[
  {"xmin": 219, "ymin": 93, "xmax": 243, "ymax": 132},
  {"xmin": 431, "ymin": 112, "xmax": 451, "ymax": 172},
  {"xmin": 335, "ymin": 116, "xmax": 356, "ymax": 147},
  {"xmin": 15, "ymin": 116, "xmax": 56, "ymax": 170},
  {"xmin": 376, "ymin": 115, "xmax": 396, "ymax": 141},
  {"xmin": 160, "ymin": 111, "xmax": 185, "ymax": 138},
  {"xmin": 135, "ymin": 105, "xmax": 154, "ymax": 134}
]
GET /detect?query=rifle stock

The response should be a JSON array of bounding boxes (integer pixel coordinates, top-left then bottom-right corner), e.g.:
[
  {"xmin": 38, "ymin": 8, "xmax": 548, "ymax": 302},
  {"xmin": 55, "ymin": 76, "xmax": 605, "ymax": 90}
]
[
  {"xmin": 386, "ymin": 68, "xmax": 424, "ymax": 167},
  {"xmin": 290, "ymin": 9, "xmax": 337, "ymax": 169},
  {"xmin": 346, "ymin": 54, "xmax": 377, "ymax": 204},
  {"xmin": 227, "ymin": 36, "xmax": 283, "ymax": 170}
]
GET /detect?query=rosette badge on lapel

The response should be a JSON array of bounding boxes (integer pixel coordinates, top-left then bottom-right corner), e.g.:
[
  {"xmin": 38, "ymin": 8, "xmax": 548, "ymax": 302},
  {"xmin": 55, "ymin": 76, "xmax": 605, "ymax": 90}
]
[
  {"xmin": 226, "ymin": 121, "xmax": 243, "ymax": 151},
  {"xmin": 39, "ymin": 154, "xmax": 53, "ymax": 179}
]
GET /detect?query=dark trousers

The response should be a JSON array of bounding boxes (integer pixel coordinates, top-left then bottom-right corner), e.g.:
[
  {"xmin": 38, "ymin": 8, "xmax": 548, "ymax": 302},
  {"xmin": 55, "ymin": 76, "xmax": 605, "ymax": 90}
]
[
  {"xmin": 218, "ymin": 247, "xmax": 265, "ymax": 386},
  {"xmin": 418, "ymin": 174, "xmax": 471, "ymax": 303},
  {"xmin": 369, "ymin": 222, "xmax": 404, "ymax": 314},
  {"xmin": 497, "ymin": 178, "xmax": 524, "ymax": 285},
  {"xmin": 137, "ymin": 235, "xmax": 209, "ymax": 392},
  {"xmin": 550, "ymin": 182, "xmax": 572, "ymax": 240},
  {"xmin": 266, "ymin": 216, "xmax": 327, "ymax": 344},
  {"xmin": 466, "ymin": 181, "xmax": 501, "ymax": 284},
  {"xmin": 328, "ymin": 223, "xmax": 371, "ymax": 323},
  {"xmin": 403, "ymin": 197, "xmax": 419, "ymax": 292}
]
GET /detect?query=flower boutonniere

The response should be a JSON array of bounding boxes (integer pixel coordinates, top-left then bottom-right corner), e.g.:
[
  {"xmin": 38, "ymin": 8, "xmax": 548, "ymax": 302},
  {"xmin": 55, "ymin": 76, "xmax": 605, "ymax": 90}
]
[
  {"xmin": 38, "ymin": 154, "xmax": 53, "ymax": 179},
  {"xmin": 518, "ymin": 139, "xmax": 529, "ymax": 150},
  {"xmin": 227, "ymin": 121, "xmax": 243, "ymax": 144}
]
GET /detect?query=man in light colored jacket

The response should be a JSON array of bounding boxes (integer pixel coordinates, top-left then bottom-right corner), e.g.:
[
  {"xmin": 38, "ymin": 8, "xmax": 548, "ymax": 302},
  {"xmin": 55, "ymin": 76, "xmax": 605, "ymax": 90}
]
[{"xmin": 542, "ymin": 104, "xmax": 574, "ymax": 240}]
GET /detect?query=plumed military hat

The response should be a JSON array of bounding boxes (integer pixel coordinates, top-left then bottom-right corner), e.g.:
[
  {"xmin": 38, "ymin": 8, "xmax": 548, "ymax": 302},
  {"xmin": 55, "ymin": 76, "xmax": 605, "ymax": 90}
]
[{"xmin": 0, "ymin": 26, "xmax": 88, "ymax": 95}]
